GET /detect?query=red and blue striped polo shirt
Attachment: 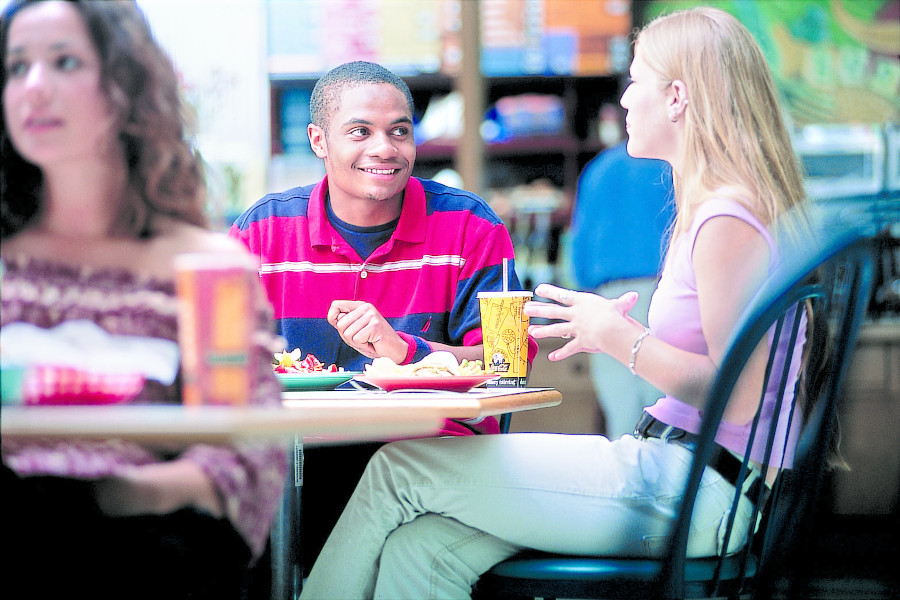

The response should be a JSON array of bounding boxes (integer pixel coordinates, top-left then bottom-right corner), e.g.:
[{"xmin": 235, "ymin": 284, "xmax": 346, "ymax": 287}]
[{"xmin": 230, "ymin": 175, "xmax": 538, "ymax": 435}]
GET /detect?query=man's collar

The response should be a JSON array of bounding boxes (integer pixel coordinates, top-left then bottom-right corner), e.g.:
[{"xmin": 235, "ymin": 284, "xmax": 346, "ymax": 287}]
[{"xmin": 309, "ymin": 175, "xmax": 426, "ymax": 246}]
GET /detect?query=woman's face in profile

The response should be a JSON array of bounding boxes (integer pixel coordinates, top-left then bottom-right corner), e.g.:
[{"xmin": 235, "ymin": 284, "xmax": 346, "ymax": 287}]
[
  {"xmin": 3, "ymin": 1, "xmax": 118, "ymax": 169},
  {"xmin": 619, "ymin": 46, "xmax": 677, "ymax": 165}
]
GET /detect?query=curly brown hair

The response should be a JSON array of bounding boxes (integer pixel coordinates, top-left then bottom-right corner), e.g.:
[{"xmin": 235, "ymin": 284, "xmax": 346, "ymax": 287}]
[{"xmin": 0, "ymin": 0, "xmax": 208, "ymax": 239}]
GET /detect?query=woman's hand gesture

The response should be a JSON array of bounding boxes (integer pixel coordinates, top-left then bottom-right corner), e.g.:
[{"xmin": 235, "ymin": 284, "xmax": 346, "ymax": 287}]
[{"xmin": 524, "ymin": 283, "xmax": 645, "ymax": 362}]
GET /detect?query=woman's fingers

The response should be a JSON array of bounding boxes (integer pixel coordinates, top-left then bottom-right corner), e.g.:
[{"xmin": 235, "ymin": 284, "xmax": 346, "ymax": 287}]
[{"xmin": 534, "ymin": 283, "xmax": 576, "ymax": 305}]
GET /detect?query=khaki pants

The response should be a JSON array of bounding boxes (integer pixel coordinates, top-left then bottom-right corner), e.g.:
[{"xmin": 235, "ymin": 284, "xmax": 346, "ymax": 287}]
[{"xmin": 300, "ymin": 432, "xmax": 753, "ymax": 600}]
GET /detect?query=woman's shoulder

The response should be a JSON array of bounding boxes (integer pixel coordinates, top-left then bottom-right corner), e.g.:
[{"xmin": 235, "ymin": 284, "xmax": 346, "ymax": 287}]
[
  {"xmin": 689, "ymin": 195, "xmax": 770, "ymax": 242},
  {"xmin": 153, "ymin": 218, "xmax": 251, "ymax": 257},
  {"xmin": 1, "ymin": 219, "xmax": 255, "ymax": 281},
  {"xmin": 692, "ymin": 195, "xmax": 759, "ymax": 223},
  {"xmin": 143, "ymin": 220, "xmax": 254, "ymax": 276},
  {"xmin": 1, "ymin": 227, "xmax": 46, "ymax": 257},
  {"xmin": 689, "ymin": 196, "xmax": 773, "ymax": 273}
]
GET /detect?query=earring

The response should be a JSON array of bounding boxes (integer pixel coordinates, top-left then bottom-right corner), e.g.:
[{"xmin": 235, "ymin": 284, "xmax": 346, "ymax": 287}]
[{"xmin": 672, "ymin": 98, "xmax": 689, "ymax": 122}]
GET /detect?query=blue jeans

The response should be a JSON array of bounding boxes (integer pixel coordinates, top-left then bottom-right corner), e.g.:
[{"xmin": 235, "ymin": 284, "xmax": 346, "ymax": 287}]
[{"xmin": 299, "ymin": 432, "xmax": 753, "ymax": 599}]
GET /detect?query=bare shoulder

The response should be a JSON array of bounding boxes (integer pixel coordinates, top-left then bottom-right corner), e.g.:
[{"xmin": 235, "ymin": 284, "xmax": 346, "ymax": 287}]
[
  {"xmin": 0, "ymin": 234, "xmax": 26, "ymax": 257},
  {"xmin": 148, "ymin": 218, "xmax": 258, "ymax": 279},
  {"xmin": 693, "ymin": 214, "xmax": 770, "ymax": 294},
  {"xmin": 154, "ymin": 218, "xmax": 248, "ymax": 256},
  {"xmin": 694, "ymin": 214, "xmax": 767, "ymax": 259}
]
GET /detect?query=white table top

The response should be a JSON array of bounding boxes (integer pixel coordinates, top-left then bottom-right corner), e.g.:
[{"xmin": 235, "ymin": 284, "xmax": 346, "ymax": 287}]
[
  {"xmin": 1, "ymin": 388, "xmax": 561, "ymax": 446},
  {"xmin": 281, "ymin": 386, "xmax": 560, "ymax": 415}
]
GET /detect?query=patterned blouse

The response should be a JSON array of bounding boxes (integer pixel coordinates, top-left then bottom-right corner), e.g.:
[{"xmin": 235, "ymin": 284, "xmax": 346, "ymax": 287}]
[{"xmin": 1, "ymin": 257, "xmax": 288, "ymax": 560}]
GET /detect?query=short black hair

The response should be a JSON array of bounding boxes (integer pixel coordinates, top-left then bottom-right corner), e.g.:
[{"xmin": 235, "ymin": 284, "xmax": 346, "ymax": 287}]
[{"xmin": 309, "ymin": 61, "xmax": 414, "ymax": 131}]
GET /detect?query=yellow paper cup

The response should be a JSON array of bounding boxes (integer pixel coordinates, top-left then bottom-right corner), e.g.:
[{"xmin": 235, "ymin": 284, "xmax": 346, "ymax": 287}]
[{"xmin": 477, "ymin": 291, "xmax": 532, "ymax": 387}]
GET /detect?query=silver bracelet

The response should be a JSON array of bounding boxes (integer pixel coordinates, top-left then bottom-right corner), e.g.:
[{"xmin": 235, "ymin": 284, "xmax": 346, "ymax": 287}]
[{"xmin": 628, "ymin": 326, "xmax": 652, "ymax": 375}]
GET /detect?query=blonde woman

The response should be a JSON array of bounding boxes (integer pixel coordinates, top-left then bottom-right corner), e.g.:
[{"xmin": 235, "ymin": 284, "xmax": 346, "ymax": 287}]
[{"xmin": 299, "ymin": 7, "xmax": 810, "ymax": 599}]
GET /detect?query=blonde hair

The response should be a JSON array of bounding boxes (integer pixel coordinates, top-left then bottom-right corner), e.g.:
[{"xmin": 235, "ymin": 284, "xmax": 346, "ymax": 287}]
[{"xmin": 635, "ymin": 7, "xmax": 808, "ymax": 244}]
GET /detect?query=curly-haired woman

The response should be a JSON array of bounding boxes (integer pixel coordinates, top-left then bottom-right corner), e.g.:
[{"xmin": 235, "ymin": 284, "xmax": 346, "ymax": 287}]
[{"xmin": 1, "ymin": 2, "xmax": 285, "ymax": 598}]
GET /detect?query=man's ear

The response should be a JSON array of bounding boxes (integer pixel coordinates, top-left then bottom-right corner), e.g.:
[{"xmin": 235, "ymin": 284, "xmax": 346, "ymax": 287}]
[{"xmin": 308, "ymin": 124, "xmax": 327, "ymax": 159}]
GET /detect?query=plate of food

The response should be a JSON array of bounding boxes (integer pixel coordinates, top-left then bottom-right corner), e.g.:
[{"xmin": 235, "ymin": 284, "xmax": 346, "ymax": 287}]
[
  {"xmin": 273, "ymin": 349, "xmax": 358, "ymax": 391},
  {"xmin": 277, "ymin": 371, "xmax": 360, "ymax": 391},
  {"xmin": 354, "ymin": 374, "xmax": 498, "ymax": 393},
  {"xmin": 354, "ymin": 351, "xmax": 498, "ymax": 393}
]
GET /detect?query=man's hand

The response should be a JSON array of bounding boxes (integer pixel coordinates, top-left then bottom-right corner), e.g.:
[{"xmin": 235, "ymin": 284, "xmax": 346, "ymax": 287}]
[{"xmin": 327, "ymin": 300, "xmax": 408, "ymax": 363}]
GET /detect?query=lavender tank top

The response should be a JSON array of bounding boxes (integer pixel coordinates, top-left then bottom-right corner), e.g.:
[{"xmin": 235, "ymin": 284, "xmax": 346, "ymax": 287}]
[{"xmin": 645, "ymin": 198, "xmax": 805, "ymax": 468}]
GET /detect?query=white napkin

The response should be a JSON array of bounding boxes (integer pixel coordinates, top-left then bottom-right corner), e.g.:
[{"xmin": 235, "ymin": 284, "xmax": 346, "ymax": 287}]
[{"xmin": 0, "ymin": 320, "xmax": 180, "ymax": 385}]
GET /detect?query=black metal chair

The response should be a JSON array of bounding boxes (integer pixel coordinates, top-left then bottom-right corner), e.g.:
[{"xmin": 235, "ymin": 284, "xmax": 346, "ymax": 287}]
[{"xmin": 474, "ymin": 207, "xmax": 878, "ymax": 600}]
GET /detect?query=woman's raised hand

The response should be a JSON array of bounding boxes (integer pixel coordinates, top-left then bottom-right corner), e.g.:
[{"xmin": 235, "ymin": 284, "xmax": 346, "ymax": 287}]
[{"xmin": 524, "ymin": 283, "xmax": 642, "ymax": 362}]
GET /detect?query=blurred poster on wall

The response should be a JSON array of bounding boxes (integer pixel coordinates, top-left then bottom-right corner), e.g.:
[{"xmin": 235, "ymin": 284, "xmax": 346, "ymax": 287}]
[
  {"xmin": 467, "ymin": 0, "xmax": 632, "ymax": 76},
  {"xmin": 267, "ymin": 0, "xmax": 632, "ymax": 78},
  {"xmin": 267, "ymin": 0, "xmax": 444, "ymax": 76},
  {"xmin": 543, "ymin": 0, "xmax": 632, "ymax": 75},
  {"xmin": 646, "ymin": 0, "xmax": 899, "ymax": 125}
]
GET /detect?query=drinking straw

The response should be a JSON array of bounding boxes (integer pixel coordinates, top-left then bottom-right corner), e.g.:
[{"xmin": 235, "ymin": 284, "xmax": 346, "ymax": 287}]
[{"xmin": 502, "ymin": 258, "xmax": 509, "ymax": 292}]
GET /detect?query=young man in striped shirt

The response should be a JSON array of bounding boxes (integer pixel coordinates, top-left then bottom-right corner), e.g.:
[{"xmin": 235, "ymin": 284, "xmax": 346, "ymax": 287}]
[{"xmin": 229, "ymin": 60, "xmax": 537, "ymax": 575}]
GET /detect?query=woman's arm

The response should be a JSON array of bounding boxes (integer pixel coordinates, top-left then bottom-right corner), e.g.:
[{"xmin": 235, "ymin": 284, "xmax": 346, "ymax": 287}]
[
  {"xmin": 100, "ymin": 226, "xmax": 287, "ymax": 558},
  {"xmin": 692, "ymin": 215, "xmax": 771, "ymax": 420},
  {"xmin": 636, "ymin": 215, "xmax": 768, "ymax": 410},
  {"xmin": 526, "ymin": 215, "xmax": 769, "ymax": 413},
  {"xmin": 92, "ymin": 459, "xmax": 223, "ymax": 517}
]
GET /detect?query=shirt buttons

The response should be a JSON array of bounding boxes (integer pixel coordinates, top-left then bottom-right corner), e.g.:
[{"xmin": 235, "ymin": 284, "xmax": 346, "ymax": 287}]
[{"xmin": 360, "ymin": 270, "xmax": 368, "ymax": 279}]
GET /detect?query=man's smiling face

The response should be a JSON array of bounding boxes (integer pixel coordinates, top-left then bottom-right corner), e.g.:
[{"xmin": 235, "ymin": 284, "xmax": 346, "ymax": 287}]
[{"xmin": 308, "ymin": 82, "xmax": 416, "ymax": 224}]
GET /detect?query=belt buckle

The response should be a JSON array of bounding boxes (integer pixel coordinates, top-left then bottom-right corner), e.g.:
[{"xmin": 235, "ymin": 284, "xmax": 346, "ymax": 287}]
[
  {"xmin": 657, "ymin": 424, "xmax": 677, "ymax": 442},
  {"xmin": 633, "ymin": 413, "xmax": 655, "ymax": 439}
]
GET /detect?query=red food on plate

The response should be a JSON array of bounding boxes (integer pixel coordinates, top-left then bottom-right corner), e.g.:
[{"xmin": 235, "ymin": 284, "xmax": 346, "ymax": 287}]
[{"xmin": 273, "ymin": 349, "xmax": 339, "ymax": 374}]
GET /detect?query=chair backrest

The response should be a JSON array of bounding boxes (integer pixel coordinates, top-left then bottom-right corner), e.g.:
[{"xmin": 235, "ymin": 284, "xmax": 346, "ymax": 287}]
[{"xmin": 658, "ymin": 206, "xmax": 877, "ymax": 599}]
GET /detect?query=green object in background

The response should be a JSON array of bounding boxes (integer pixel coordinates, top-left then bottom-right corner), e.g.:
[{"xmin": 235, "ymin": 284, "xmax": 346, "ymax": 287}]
[{"xmin": 644, "ymin": 0, "xmax": 900, "ymax": 125}]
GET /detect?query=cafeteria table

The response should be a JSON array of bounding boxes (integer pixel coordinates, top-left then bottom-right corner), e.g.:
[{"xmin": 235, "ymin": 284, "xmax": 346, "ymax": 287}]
[
  {"xmin": 0, "ymin": 402, "xmax": 443, "ymax": 446},
  {"xmin": 0, "ymin": 387, "xmax": 562, "ymax": 446},
  {"xmin": 270, "ymin": 386, "xmax": 562, "ymax": 599},
  {"xmin": 2, "ymin": 387, "xmax": 562, "ymax": 600},
  {"xmin": 281, "ymin": 386, "xmax": 562, "ymax": 442}
]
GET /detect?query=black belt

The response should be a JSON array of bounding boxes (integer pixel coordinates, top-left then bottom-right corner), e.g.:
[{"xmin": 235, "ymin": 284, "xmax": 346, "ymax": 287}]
[{"xmin": 634, "ymin": 413, "xmax": 770, "ymax": 507}]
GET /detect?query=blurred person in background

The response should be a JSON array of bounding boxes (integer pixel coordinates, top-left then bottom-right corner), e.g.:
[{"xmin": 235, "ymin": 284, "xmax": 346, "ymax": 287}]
[
  {"xmin": 569, "ymin": 140, "xmax": 674, "ymax": 437},
  {"xmin": 229, "ymin": 60, "xmax": 537, "ymax": 577},
  {"xmin": 1, "ymin": 2, "xmax": 285, "ymax": 598},
  {"xmin": 298, "ymin": 7, "xmax": 812, "ymax": 599}
]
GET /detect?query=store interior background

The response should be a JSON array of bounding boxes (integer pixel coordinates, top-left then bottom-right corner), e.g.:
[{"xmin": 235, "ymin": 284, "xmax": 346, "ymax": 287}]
[
  {"xmin": 124, "ymin": 0, "xmax": 897, "ymax": 284},
  {"xmin": 5, "ymin": 0, "xmax": 898, "ymax": 595}
]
